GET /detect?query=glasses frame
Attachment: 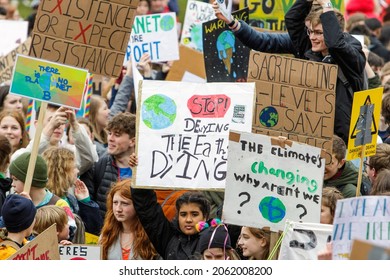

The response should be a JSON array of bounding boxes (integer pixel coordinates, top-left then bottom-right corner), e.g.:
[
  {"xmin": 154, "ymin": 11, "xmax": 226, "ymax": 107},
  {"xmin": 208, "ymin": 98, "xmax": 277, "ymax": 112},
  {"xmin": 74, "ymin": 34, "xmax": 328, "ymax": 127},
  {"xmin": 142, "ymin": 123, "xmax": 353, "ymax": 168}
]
[{"xmin": 306, "ymin": 28, "xmax": 324, "ymax": 37}]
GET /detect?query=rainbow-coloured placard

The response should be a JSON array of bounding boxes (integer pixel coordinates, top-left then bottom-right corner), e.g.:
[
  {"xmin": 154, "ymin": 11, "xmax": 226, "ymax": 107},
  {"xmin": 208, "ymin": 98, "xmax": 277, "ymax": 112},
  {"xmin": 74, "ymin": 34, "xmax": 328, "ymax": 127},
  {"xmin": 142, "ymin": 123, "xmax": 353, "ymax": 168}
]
[
  {"xmin": 10, "ymin": 55, "xmax": 88, "ymax": 109},
  {"xmin": 25, "ymin": 99, "xmax": 33, "ymax": 133}
]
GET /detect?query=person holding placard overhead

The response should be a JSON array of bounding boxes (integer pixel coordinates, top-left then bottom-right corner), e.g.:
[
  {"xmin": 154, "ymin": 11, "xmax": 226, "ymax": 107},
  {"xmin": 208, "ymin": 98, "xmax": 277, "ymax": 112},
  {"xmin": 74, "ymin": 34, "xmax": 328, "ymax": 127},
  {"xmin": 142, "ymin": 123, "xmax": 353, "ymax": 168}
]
[{"xmin": 213, "ymin": 0, "xmax": 366, "ymax": 145}]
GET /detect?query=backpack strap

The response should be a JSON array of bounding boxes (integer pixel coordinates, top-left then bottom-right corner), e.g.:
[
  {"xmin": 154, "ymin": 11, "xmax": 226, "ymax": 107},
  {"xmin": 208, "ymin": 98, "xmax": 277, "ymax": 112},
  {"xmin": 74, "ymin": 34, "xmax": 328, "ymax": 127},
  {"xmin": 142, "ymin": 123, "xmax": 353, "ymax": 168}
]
[
  {"xmin": 48, "ymin": 193, "xmax": 61, "ymax": 205},
  {"xmin": 0, "ymin": 239, "xmax": 21, "ymax": 251}
]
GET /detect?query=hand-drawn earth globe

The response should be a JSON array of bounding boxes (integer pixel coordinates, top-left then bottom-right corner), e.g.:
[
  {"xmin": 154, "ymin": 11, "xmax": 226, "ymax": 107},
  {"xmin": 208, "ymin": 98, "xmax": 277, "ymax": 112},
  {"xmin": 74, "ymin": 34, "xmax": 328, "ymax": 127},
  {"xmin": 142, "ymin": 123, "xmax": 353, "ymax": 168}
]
[
  {"xmin": 160, "ymin": 14, "xmax": 175, "ymax": 31},
  {"xmin": 259, "ymin": 196, "xmax": 286, "ymax": 223},
  {"xmin": 259, "ymin": 106, "xmax": 279, "ymax": 127},
  {"xmin": 142, "ymin": 94, "xmax": 177, "ymax": 129}
]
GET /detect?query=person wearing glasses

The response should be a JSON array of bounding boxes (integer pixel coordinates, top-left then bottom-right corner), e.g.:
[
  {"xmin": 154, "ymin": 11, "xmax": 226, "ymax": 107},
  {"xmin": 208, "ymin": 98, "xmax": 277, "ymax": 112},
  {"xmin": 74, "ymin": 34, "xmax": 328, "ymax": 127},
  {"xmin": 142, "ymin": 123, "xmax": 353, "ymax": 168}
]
[{"xmin": 213, "ymin": 0, "xmax": 366, "ymax": 146}]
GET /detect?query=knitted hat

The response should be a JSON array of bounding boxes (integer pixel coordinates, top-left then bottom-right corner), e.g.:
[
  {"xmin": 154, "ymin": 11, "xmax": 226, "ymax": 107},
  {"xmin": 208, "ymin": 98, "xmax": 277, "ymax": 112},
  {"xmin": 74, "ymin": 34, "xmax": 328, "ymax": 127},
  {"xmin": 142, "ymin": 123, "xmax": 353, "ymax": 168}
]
[
  {"xmin": 197, "ymin": 220, "xmax": 232, "ymax": 254},
  {"xmin": 1, "ymin": 194, "xmax": 36, "ymax": 233},
  {"xmin": 9, "ymin": 152, "xmax": 48, "ymax": 188}
]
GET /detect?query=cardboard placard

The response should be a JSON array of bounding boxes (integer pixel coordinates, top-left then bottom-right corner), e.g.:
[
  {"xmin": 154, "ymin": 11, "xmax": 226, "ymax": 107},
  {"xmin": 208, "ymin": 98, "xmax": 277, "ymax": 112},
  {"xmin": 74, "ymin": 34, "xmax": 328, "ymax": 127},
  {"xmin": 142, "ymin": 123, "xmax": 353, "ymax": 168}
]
[
  {"xmin": 347, "ymin": 87, "xmax": 383, "ymax": 160},
  {"xmin": 0, "ymin": 37, "xmax": 31, "ymax": 85},
  {"xmin": 29, "ymin": 0, "xmax": 139, "ymax": 77},
  {"xmin": 202, "ymin": 8, "xmax": 250, "ymax": 82},
  {"xmin": 248, "ymin": 52, "xmax": 337, "ymax": 164},
  {"xmin": 134, "ymin": 80, "xmax": 255, "ymax": 190},
  {"xmin": 59, "ymin": 244, "xmax": 102, "ymax": 260},
  {"xmin": 350, "ymin": 239, "xmax": 390, "ymax": 260},
  {"xmin": 180, "ymin": 0, "xmax": 216, "ymax": 52},
  {"xmin": 239, "ymin": 0, "xmax": 345, "ymax": 31},
  {"xmin": 165, "ymin": 44, "xmax": 206, "ymax": 82},
  {"xmin": 7, "ymin": 224, "xmax": 60, "ymax": 260},
  {"xmin": 10, "ymin": 55, "xmax": 88, "ymax": 109},
  {"xmin": 332, "ymin": 196, "xmax": 390, "ymax": 260},
  {"xmin": 223, "ymin": 131, "xmax": 324, "ymax": 232}
]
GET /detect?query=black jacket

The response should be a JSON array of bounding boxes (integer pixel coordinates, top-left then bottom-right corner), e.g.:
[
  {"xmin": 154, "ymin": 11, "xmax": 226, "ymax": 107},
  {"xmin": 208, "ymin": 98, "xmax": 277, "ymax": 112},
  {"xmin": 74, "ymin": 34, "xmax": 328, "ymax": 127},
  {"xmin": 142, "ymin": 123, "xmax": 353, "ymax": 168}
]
[
  {"xmin": 80, "ymin": 153, "xmax": 118, "ymax": 222},
  {"xmin": 131, "ymin": 188, "xmax": 200, "ymax": 260},
  {"xmin": 0, "ymin": 177, "xmax": 12, "ymax": 216},
  {"xmin": 285, "ymin": 0, "xmax": 366, "ymax": 145}
]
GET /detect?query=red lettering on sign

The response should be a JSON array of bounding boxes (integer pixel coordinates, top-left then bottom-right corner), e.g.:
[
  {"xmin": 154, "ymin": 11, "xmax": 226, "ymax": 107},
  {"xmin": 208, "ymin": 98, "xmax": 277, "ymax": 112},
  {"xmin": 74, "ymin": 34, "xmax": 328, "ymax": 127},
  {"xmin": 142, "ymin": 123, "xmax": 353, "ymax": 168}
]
[{"xmin": 187, "ymin": 95, "xmax": 231, "ymax": 118}]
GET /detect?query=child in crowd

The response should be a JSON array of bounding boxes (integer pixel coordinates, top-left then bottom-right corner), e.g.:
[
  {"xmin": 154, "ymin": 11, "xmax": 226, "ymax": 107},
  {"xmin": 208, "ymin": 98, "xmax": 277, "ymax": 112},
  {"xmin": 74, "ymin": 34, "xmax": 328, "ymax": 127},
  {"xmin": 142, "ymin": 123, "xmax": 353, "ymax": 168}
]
[
  {"xmin": 195, "ymin": 218, "xmax": 240, "ymax": 260},
  {"xmin": 42, "ymin": 147, "xmax": 102, "ymax": 237},
  {"xmin": 0, "ymin": 195, "xmax": 36, "ymax": 259},
  {"xmin": 99, "ymin": 179, "xmax": 158, "ymax": 260},
  {"xmin": 33, "ymin": 205, "xmax": 72, "ymax": 245},
  {"xmin": 320, "ymin": 187, "xmax": 344, "ymax": 224},
  {"xmin": 0, "ymin": 135, "xmax": 12, "ymax": 212},
  {"xmin": 131, "ymin": 185, "xmax": 211, "ymax": 260},
  {"xmin": 237, "ymin": 227, "xmax": 271, "ymax": 260}
]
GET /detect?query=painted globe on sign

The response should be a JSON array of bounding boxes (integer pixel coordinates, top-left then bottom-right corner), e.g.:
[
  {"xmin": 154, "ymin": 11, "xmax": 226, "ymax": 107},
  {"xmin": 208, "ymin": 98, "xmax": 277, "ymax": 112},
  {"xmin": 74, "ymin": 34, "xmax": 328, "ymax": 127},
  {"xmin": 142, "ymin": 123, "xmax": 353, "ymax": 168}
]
[
  {"xmin": 142, "ymin": 94, "xmax": 177, "ymax": 129},
  {"xmin": 160, "ymin": 14, "xmax": 175, "ymax": 31},
  {"xmin": 259, "ymin": 196, "xmax": 286, "ymax": 223},
  {"xmin": 259, "ymin": 106, "xmax": 279, "ymax": 127}
]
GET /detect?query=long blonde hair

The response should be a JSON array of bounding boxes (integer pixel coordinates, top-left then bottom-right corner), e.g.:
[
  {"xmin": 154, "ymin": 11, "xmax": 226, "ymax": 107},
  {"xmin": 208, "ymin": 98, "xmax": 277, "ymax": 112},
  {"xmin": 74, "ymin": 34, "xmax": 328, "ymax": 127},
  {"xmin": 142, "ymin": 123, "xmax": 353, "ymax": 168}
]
[
  {"xmin": 99, "ymin": 179, "xmax": 158, "ymax": 260},
  {"xmin": 42, "ymin": 147, "xmax": 75, "ymax": 198}
]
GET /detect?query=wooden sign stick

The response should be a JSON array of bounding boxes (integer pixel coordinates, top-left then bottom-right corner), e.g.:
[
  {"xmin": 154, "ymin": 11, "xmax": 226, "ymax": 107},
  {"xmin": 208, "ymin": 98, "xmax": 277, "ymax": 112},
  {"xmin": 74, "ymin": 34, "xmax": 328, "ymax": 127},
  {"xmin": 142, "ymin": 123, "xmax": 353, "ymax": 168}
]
[
  {"xmin": 23, "ymin": 102, "xmax": 48, "ymax": 193},
  {"xmin": 355, "ymin": 144, "xmax": 366, "ymax": 197}
]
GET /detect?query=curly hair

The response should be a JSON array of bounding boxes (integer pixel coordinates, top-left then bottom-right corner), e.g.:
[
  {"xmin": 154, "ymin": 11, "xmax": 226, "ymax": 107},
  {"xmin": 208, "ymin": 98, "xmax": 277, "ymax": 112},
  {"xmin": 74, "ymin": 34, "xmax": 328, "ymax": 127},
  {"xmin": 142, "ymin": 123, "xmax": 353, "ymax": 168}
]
[
  {"xmin": 106, "ymin": 112, "xmax": 136, "ymax": 138},
  {"xmin": 99, "ymin": 179, "xmax": 158, "ymax": 260},
  {"xmin": 0, "ymin": 109, "xmax": 29, "ymax": 151},
  {"xmin": 42, "ymin": 147, "xmax": 75, "ymax": 198}
]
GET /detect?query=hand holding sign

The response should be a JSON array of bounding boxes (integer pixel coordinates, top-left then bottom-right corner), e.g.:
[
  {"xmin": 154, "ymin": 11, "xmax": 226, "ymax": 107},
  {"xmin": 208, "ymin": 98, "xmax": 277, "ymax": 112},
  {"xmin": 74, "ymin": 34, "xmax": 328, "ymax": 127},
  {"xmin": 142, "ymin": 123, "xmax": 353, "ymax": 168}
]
[{"xmin": 213, "ymin": 0, "xmax": 233, "ymax": 23}]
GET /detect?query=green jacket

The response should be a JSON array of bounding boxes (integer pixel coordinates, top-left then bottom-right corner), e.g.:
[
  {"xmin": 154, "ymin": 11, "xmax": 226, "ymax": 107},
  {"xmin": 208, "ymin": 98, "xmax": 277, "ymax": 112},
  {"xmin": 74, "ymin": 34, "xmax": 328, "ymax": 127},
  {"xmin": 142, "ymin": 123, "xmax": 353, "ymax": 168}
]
[{"xmin": 324, "ymin": 161, "xmax": 361, "ymax": 198}]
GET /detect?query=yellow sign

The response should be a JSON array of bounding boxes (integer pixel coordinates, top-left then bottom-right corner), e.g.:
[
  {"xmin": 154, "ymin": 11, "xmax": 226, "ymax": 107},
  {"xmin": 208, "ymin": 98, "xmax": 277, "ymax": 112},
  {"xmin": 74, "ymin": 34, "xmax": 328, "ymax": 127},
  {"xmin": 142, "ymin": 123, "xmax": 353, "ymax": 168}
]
[{"xmin": 347, "ymin": 87, "xmax": 383, "ymax": 160}]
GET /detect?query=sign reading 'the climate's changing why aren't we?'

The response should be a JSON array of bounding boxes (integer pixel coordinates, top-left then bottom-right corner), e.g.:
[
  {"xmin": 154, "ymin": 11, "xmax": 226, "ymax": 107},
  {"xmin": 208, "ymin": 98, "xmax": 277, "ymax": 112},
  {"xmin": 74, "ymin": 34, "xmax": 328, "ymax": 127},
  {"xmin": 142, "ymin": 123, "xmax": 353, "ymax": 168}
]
[
  {"xmin": 134, "ymin": 80, "xmax": 255, "ymax": 190},
  {"xmin": 223, "ymin": 131, "xmax": 325, "ymax": 232},
  {"xmin": 10, "ymin": 55, "xmax": 88, "ymax": 109}
]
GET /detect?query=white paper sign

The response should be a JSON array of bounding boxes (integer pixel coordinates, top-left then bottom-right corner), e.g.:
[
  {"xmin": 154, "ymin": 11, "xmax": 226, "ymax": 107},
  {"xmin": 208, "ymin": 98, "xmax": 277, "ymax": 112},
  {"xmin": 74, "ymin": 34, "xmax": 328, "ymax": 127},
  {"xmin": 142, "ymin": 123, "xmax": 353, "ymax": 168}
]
[
  {"xmin": 0, "ymin": 20, "xmax": 28, "ymax": 56},
  {"xmin": 180, "ymin": 0, "xmax": 216, "ymax": 52},
  {"xmin": 223, "ymin": 131, "xmax": 325, "ymax": 232},
  {"xmin": 59, "ymin": 245, "xmax": 102, "ymax": 260},
  {"xmin": 279, "ymin": 220, "xmax": 333, "ymax": 260},
  {"xmin": 127, "ymin": 12, "xmax": 179, "ymax": 63},
  {"xmin": 332, "ymin": 196, "xmax": 390, "ymax": 260},
  {"xmin": 134, "ymin": 80, "xmax": 255, "ymax": 190}
]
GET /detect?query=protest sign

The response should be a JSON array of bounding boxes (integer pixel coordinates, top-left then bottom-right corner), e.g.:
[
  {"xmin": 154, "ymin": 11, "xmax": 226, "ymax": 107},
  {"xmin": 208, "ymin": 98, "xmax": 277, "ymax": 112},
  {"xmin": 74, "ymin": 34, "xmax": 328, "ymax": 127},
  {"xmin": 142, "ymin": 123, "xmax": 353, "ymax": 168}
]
[
  {"xmin": 7, "ymin": 224, "xmax": 59, "ymax": 260},
  {"xmin": 203, "ymin": 8, "xmax": 250, "ymax": 82},
  {"xmin": 180, "ymin": 0, "xmax": 216, "ymax": 52},
  {"xmin": 0, "ymin": 37, "xmax": 31, "ymax": 85},
  {"xmin": 165, "ymin": 45, "xmax": 206, "ymax": 82},
  {"xmin": 29, "ymin": 0, "xmax": 138, "ymax": 77},
  {"xmin": 332, "ymin": 196, "xmax": 390, "ymax": 260},
  {"xmin": 10, "ymin": 55, "xmax": 88, "ymax": 109},
  {"xmin": 347, "ymin": 87, "xmax": 383, "ymax": 160},
  {"xmin": 239, "ymin": 0, "xmax": 344, "ymax": 31},
  {"xmin": 0, "ymin": 20, "xmax": 28, "ymax": 56},
  {"xmin": 223, "ymin": 131, "xmax": 324, "ymax": 232},
  {"xmin": 350, "ymin": 239, "xmax": 390, "ymax": 260},
  {"xmin": 248, "ymin": 52, "xmax": 337, "ymax": 164},
  {"xmin": 127, "ymin": 12, "xmax": 179, "ymax": 63},
  {"xmin": 133, "ymin": 80, "xmax": 255, "ymax": 190},
  {"xmin": 59, "ymin": 245, "xmax": 102, "ymax": 260},
  {"xmin": 278, "ymin": 220, "xmax": 333, "ymax": 260}
]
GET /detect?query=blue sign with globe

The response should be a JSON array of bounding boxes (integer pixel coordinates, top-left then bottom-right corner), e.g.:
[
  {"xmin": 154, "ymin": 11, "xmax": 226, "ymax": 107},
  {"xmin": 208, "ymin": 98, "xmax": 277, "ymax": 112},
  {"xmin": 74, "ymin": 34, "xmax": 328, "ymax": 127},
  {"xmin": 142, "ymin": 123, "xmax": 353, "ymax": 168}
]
[
  {"xmin": 259, "ymin": 106, "xmax": 279, "ymax": 127},
  {"xmin": 142, "ymin": 94, "xmax": 177, "ymax": 129}
]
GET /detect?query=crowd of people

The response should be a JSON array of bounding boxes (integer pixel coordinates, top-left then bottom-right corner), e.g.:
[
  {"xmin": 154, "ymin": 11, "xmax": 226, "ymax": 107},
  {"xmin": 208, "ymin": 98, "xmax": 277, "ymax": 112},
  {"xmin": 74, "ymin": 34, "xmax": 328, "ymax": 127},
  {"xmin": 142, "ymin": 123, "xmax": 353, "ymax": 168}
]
[{"xmin": 0, "ymin": 0, "xmax": 390, "ymax": 260}]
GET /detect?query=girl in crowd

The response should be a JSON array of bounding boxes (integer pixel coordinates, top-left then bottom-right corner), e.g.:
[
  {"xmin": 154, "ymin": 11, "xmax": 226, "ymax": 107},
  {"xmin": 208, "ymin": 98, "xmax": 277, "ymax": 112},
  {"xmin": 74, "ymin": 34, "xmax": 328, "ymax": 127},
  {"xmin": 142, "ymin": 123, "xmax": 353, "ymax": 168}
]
[
  {"xmin": 89, "ymin": 94, "xmax": 110, "ymax": 158},
  {"xmin": 195, "ymin": 219, "xmax": 240, "ymax": 260},
  {"xmin": 33, "ymin": 205, "xmax": 72, "ymax": 245},
  {"xmin": 0, "ymin": 135, "xmax": 12, "ymax": 211},
  {"xmin": 0, "ymin": 110, "xmax": 29, "ymax": 155},
  {"xmin": 99, "ymin": 179, "xmax": 158, "ymax": 260},
  {"xmin": 320, "ymin": 187, "xmax": 344, "ymax": 224},
  {"xmin": 131, "ymin": 185, "xmax": 211, "ymax": 260},
  {"xmin": 237, "ymin": 226, "xmax": 271, "ymax": 260},
  {"xmin": 0, "ymin": 85, "xmax": 23, "ymax": 113},
  {"xmin": 370, "ymin": 169, "xmax": 390, "ymax": 195},
  {"xmin": 42, "ymin": 146, "xmax": 102, "ymax": 237}
]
